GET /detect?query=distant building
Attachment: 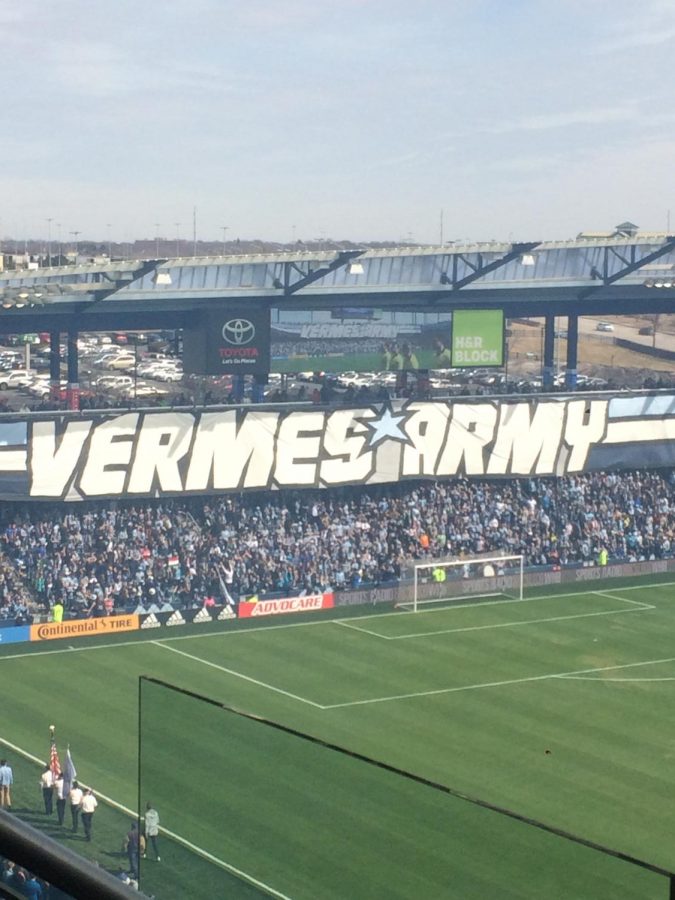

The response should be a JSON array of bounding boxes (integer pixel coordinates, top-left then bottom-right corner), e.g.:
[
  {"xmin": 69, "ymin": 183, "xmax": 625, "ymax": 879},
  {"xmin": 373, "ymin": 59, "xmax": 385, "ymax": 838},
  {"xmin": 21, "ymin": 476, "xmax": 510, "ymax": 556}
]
[{"xmin": 577, "ymin": 221, "xmax": 640, "ymax": 240}]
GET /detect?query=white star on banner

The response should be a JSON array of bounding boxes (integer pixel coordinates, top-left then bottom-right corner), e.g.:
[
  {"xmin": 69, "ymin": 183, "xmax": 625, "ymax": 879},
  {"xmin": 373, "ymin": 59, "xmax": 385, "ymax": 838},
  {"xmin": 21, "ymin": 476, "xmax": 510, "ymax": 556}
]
[{"xmin": 364, "ymin": 406, "xmax": 412, "ymax": 448}]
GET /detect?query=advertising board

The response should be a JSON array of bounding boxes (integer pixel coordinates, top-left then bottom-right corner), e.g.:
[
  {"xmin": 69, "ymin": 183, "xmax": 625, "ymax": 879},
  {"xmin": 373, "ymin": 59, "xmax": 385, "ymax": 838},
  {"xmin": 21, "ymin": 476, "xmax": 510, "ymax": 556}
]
[
  {"xmin": 183, "ymin": 309, "xmax": 271, "ymax": 375},
  {"xmin": 238, "ymin": 593, "xmax": 334, "ymax": 618},
  {"xmin": 30, "ymin": 614, "xmax": 139, "ymax": 642},
  {"xmin": 451, "ymin": 309, "xmax": 504, "ymax": 367},
  {"xmin": 270, "ymin": 308, "xmax": 453, "ymax": 373},
  {"xmin": 0, "ymin": 625, "xmax": 30, "ymax": 644}
]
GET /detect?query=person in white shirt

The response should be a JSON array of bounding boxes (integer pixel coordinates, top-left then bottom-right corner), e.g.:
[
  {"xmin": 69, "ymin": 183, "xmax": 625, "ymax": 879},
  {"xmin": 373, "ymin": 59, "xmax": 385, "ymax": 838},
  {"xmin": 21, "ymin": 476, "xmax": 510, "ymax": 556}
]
[
  {"xmin": 143, "ymin": 802, "xmax": 160, "ymax": 861},
  {"xmin": 54, "ymin": 772, "xmax": 67, "ymax": 826},
  {"xmin": 0, "ymin": 760, "xmax": 12, "ymax": 809},
  {"xmin": 40, "ymin": 765, "xmax": 54, "ymax": 816},
  {"xmin": 80, "ymin": 788, "xmax": 98, "ymax": 842},
  {"xmin": 69, "ymin": 781, "xmax": 84, "ymax": 833}
]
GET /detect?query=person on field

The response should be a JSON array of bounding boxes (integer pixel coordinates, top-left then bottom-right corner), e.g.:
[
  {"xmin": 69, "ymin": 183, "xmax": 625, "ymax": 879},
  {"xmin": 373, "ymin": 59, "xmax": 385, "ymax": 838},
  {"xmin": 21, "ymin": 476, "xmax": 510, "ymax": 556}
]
[
  {"xmin": 124, "ymin": 821, "xmax": 142, "ymax": 880},
  {"xmin": 143, "ymin": 801, "xmax": 160, "ymax": 861},
  {"xmin": 40, "ymin": 764, "xmax": 54, "ymax": 815},
  {"xmin": 80, "ymin": 788, "xmax": 98, "ymax": 841},
  {"xmin": 0, "ymin": 759, "xmax": 13, "ymax": 808},
  {"xmin": 69, "ymin": 780, "xmax": 83, "ymax": 832},
  {"xmin": 54, "ymin": 771, "xmax": 67, "ymax": 826}
]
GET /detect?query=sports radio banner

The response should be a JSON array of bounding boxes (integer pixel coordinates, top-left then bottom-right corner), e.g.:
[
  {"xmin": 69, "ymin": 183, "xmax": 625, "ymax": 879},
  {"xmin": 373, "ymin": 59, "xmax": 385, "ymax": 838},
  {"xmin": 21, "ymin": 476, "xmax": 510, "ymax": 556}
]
[{"xmin": 1, "ymin": 394, "xmax": 675, "ymax": 501}]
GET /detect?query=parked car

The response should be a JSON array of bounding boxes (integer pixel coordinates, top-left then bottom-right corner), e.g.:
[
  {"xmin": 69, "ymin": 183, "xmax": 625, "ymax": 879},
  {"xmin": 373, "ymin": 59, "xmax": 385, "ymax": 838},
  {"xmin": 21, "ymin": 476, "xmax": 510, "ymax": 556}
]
[
  {"xmin": 596, "ymin": 321, "xmax": 614, "ymax": 332},
  {"xmin": 93, "ymin": 375, "xmax": 133, "ymax": 389},
  {"xmin": 0, "ymin": 370, "xmax": 33, "ymax": 390},
  {"xmin": 29, "ymin": 380, "xmax": 68, "ymax": 398},
  {"xmin": 638, "ymin": 326, "xmax": 654, "ymax": 336},
  {"xmin": 107, "ymin": 355, "xmax": 136, "ymax": 370}
]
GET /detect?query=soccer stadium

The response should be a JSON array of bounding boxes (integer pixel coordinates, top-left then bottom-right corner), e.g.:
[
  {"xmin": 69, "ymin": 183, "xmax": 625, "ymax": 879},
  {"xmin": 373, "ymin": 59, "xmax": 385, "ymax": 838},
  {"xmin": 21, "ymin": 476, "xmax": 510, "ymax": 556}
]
[{"xmin": 1, "ymin": 233, "xmax": 675, "ymax": 899}]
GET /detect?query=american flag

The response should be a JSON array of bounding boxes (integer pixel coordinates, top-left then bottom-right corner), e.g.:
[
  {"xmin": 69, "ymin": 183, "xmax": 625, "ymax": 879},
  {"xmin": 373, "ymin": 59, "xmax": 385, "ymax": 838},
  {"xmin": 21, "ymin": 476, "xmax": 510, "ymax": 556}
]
[{"xmin": 49, "ymin": 735, "xmax": 61, "ymax": 778}]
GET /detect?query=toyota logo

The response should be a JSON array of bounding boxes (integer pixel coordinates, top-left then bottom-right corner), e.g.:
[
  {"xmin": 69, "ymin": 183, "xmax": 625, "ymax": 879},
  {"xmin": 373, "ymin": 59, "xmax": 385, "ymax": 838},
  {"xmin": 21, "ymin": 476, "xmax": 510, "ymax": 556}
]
[{"xmin": 222, "ymin": 318, "xmax": 256, "ymax": 345}]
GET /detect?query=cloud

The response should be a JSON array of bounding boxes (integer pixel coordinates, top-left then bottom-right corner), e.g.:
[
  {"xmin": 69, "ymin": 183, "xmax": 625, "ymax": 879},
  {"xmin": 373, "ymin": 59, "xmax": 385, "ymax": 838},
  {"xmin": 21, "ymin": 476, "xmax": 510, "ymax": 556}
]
[
  {"xmin": 600, "ymin": 24, "xmax": 675, "ymax": 51},
  {"xmin": 597, "ymin": 0, "xmax": 675, "ymax": 51},
  {"xmin": 485, "ymin": 105, "xmax": 638, "ymax": 135}
]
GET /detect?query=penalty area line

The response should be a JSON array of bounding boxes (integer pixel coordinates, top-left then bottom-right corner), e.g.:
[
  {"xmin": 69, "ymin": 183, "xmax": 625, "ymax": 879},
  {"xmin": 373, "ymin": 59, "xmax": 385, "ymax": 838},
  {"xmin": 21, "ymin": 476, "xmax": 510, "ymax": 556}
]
[
  {"xmin": 338, "ymin": 603, "xmax": 650, "ymax": 642},
  {"xmin": 322, "ymin": 654, "xmax": 675, "ymax": 709},
  {"xmin": 0, "ymin": 736, "xmax": 294, "ymax": 900},
  {"xmin": 152, "ymin": 641, "xmax": 326, "ymax": 708},
  {"xmin": 592, "ymin": 590, "xmax": 655, "ymax": 609}
]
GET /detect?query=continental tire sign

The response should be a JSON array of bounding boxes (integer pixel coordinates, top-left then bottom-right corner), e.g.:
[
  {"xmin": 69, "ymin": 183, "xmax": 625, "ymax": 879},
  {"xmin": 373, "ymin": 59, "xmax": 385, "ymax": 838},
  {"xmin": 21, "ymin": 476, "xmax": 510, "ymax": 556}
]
[
  {"xmin": 30, "ymin": 615, "xmax": 139, "ymax": 641},
  {"xmin": 1, "ymin": 393, "xmax": 675, "ymax": 500}
]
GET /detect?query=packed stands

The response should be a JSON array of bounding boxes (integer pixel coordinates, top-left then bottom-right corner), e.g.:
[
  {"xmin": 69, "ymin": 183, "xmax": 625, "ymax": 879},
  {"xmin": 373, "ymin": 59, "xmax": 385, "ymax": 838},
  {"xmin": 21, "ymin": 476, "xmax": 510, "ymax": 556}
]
[{"xmin": 1, "ymin": 470, "xmax": 674, "ymax": 618}]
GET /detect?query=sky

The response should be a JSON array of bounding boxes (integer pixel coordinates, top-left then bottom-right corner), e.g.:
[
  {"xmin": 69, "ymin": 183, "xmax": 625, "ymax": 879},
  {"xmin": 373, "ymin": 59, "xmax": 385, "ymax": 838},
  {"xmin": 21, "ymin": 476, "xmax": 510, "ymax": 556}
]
[{"xmin": 1, "ymin": 0, "xmax": 674, "ymax": 246}]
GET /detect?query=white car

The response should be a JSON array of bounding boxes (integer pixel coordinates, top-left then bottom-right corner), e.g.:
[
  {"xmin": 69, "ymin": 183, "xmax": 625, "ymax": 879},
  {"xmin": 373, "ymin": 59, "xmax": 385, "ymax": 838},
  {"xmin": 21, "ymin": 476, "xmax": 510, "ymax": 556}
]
[
  {"xmin": 0, "ymin": 370, "xmax": 33, "ymax": 390},
  {"xmin": 596, "ymin": 321, "xmax": 614, "ymax": 332},
  {"xmin": 154, "ymin": 369, "xmax": 183, "ymax": 383},
  {"xmin": 120, "ymin": 383, "xmax": 169, "ymax": 399},
  {"xmin": 106, "ymin": 355, "xmax": 137, "ymax": 370},
  {"xmin": 94, "ymin": 375, "xmax": 133, "ymax": 389}
]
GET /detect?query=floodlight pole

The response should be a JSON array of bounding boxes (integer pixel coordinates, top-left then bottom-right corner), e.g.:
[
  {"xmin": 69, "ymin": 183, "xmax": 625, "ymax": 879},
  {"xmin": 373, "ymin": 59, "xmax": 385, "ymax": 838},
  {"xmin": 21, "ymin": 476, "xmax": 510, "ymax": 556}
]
[{"xmin": 46, "ymin": 218, "xmax": 53, "ymax": 267}]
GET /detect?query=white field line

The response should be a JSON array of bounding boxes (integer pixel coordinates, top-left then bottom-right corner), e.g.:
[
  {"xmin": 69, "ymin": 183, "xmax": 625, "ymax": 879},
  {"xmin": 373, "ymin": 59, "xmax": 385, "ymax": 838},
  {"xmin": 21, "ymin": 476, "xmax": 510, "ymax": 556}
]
[
  {"xmin": 322, "ymin": 655, "xmax": 675, "ymax": 710},
  {"xmin": 560, "ymin": 676, "xmax": 675, "ymax": 683},
  {"xmin": 337, "ymin": 600, "xmax": 651, "ymax": 642},
  {"xmin": 333, "ymin": 580, "xmax": 675, "ymax": 625},
  {"xmin": 152, "ymin": 641, "xmax": 325, "ymax": 709},
  {"xmin": 0, "ymin": 737, "xmax": 294, "ymax": 900},
  {"xmin": 1, "ymin": 580, "xmax": 674, "ymax": 666},
  {"xmin": 334, "ymin": 620, "xmax": 394, "ymax": 639},
  {"xmin": 0, "ymin": 617, "xmax": 334, "ymax": 663},
  {"xmin": 592, "ymin": 590, "xmax": 655, "ymax": 608}
]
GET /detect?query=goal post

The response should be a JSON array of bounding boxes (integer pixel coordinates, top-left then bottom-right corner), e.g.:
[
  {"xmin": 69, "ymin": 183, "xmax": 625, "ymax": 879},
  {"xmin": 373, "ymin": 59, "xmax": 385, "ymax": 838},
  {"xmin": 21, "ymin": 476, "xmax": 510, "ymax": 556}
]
[{"xmin": 407, "ymin": 554, "xmax": 525, "ymax": 612}]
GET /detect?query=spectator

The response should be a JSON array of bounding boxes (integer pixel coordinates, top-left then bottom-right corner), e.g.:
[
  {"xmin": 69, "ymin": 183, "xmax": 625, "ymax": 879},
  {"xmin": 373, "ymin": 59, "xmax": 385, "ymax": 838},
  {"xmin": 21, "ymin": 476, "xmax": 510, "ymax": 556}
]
[{"xmin": 2, "ymin": 470, "xmax": 675, "ymax": 606}]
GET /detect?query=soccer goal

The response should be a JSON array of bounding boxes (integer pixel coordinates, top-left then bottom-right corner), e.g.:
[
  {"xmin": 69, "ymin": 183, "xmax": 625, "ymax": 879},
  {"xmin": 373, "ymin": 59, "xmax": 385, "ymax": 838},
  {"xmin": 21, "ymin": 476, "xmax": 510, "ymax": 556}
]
[{"xmin": 403, "ymin": 554, "xmax": 525, "ymax": 612}]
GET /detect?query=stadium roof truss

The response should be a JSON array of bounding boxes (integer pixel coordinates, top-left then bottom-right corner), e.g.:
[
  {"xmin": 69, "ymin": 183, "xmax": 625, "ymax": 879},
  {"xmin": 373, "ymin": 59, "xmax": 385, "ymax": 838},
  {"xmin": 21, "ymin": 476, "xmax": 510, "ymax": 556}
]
[{"xmin": 0, "ymin": 236, "xmax": 674, "ymax": 328}]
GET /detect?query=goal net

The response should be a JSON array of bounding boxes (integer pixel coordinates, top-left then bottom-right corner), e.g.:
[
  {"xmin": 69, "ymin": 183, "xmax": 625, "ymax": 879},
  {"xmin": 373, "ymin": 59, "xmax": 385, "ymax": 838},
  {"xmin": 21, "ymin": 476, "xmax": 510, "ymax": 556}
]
[{"xmin": 404, "ymin": 554, "xmax": 525, "ymax": 612}]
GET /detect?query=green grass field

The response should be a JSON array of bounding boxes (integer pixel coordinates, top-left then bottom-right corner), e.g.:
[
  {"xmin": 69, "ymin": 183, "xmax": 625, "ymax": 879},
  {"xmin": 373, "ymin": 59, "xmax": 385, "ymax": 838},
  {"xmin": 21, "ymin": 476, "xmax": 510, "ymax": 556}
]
[{"xmin": 4, "ymin": 578, "xmax": 675, "ymax": 898}]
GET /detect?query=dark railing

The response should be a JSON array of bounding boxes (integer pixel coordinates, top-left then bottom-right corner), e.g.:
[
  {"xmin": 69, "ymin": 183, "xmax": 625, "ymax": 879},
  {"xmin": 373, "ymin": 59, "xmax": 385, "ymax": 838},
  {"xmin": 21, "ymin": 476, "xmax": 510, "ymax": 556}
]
[{"xmin": 0, "ymin": 809, "xmax": 137, "ymax": 898}]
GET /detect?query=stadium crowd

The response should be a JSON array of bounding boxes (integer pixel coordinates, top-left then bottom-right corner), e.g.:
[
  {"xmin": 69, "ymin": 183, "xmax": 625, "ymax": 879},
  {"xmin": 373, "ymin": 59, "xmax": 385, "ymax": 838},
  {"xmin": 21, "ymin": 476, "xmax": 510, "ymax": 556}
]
[{"xmin": 0, "ymin": 469, "xmax": 674, "ymax": 618}]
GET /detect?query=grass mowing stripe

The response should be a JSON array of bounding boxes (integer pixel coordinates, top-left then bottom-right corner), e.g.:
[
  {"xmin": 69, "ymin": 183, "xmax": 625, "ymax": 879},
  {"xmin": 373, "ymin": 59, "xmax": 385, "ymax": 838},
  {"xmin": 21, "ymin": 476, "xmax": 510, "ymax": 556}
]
[
  {"xmin": 4, "ymin": 578, "xmax": 675, "ymax": 896},
  {"xmin": 323, "ymin": 655, "xmax": 675, "ymax": 709},
  {"xmin": 152, "ymin": 641, "xmax": 325, "ymax": 708}
]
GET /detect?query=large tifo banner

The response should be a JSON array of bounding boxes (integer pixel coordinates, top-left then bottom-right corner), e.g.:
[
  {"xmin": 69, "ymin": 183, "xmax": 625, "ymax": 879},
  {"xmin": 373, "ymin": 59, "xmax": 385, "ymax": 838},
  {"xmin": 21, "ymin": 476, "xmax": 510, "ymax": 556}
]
[{"xmin": 1, "ymin": 394, "xmax": 674, "ymax": 500}]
